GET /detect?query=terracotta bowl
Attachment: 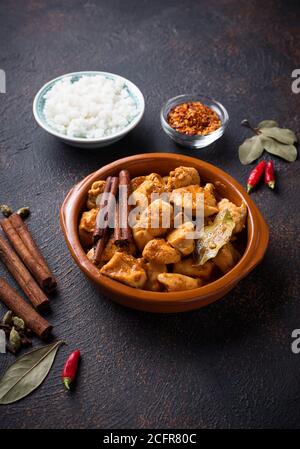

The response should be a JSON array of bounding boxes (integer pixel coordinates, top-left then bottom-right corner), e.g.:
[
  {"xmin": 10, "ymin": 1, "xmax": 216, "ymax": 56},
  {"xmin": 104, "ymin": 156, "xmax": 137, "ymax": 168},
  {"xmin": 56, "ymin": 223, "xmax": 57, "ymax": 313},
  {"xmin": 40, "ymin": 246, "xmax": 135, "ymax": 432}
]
[{"xmin": 60, "ymin": 153, "xmax": 269, "ymax": 313}]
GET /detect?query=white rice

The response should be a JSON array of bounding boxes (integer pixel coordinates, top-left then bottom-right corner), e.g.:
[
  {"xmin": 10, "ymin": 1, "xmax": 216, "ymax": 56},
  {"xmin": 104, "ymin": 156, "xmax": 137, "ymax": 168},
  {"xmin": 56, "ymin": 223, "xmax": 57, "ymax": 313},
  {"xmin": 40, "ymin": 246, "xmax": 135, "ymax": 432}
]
[{"xmin": 43, "ymin": 75, "xmax": 138, "ymax": 139}]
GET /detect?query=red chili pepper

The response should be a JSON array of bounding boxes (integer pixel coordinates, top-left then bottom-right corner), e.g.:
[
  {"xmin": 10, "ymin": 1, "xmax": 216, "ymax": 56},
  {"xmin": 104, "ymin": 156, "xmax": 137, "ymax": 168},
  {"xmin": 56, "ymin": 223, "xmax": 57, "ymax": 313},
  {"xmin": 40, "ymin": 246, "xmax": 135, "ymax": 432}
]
[
  {"xmin": 62, "ymin": 350, "xmax": 80, "ymax": 390},
  {"xmin": 264, "ymin": 160, "xmax": 275, "ymax": 190},
  {"xmin": 246, "ymin": 160, "xmax": 266, "ymax": 194}
]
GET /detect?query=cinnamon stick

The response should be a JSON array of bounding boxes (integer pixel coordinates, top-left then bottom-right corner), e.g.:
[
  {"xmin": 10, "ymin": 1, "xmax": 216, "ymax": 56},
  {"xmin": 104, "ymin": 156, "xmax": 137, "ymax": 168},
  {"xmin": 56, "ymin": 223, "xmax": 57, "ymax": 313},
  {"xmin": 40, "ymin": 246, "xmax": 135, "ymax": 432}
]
[
  {"xmin": 0, "ymin": 278, "xmax": 52, "ymax": 339},
  {"xmin": 0, "ymin": 217, "xmax": 54, "ymax": 292},
  {"xmin": 93, "ymin": 176, "xmax": 119, "ymax": 263},
  {"xmin": 114, "ymin": 202, "xmax": 121, "ymax": 243},
  {"xmin": 8, "ymin": 213, "xmax": 56, "ymax": 291},
  {"xmin": 0, "ymin": 235, "xmax": 49, "ymax": 310},
  {"xmin": 94, "ymin": 231, "xmax": 110, "ymax": 263},
  {"xmin": 93, "ymin": 176, "xmax": 112, "ymax": 244},
  {"xmin": 114, "ymin": 169, "xmax": 133, "ymax": 247}
]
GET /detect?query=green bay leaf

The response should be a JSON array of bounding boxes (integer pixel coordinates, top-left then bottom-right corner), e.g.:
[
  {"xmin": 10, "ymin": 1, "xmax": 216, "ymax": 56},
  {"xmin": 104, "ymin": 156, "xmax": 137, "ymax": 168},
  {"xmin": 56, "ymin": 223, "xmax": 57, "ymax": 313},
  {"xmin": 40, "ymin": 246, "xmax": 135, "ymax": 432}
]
[
  {"xmin": 263, "ymin": 137, "xmax": 297, "ymax": 162},
  {"xmin": 239, "ymin": 135, "xmax": 264, "ymax": 165},
  {"xmin": 0, "ymin": 340, "xmax": 64, "ymax": 405},
  {"xmin": 259, "ymin": 127, "xmax": 297, "ymax": 144},
  {"xmin": 257, "ymin": 120, "xmax": 279, "ymax": 129}
]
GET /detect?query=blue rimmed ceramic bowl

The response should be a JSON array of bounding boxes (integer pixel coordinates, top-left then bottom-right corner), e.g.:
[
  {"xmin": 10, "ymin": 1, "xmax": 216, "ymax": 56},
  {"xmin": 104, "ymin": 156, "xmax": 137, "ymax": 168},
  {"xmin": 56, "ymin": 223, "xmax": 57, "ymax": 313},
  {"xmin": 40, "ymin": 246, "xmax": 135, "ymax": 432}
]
[{"xmin": 33, "ymin": 71, "xmax": 145, "ymax": 149}]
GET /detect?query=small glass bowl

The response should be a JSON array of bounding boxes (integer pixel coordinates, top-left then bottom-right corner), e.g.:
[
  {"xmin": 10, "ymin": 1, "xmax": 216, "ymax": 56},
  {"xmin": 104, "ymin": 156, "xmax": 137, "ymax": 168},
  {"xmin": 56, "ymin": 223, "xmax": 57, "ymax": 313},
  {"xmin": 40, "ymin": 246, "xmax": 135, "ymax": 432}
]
[{"xmin": 160, "ymin": 94, "xmax": 229, "ymax": 149}]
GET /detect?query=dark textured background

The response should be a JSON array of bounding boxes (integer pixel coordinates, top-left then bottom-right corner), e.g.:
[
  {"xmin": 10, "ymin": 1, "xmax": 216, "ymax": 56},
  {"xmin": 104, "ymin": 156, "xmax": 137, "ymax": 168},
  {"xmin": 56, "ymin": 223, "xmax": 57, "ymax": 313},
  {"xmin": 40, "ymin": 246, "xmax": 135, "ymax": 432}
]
[{"xmin": 0, "ymin": 0, "xmax": 299, "ymax": 429}]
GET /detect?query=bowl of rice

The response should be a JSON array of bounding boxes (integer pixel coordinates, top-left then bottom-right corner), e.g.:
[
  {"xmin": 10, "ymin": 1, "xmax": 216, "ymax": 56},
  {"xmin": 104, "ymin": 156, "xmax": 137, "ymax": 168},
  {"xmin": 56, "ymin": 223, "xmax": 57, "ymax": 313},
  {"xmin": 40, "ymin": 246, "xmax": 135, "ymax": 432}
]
[{"xmin": 33, "ymin": 71, "xmax": 145, "ymax": 148}]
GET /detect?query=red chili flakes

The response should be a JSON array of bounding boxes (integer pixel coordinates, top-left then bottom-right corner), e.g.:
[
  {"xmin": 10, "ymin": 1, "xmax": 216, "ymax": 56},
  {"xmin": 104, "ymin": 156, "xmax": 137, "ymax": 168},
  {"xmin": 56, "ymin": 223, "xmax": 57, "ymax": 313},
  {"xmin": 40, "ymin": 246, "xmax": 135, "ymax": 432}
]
[{"xmin": 167, "ymin": 101, "xmax": 221, "ymax": 136}]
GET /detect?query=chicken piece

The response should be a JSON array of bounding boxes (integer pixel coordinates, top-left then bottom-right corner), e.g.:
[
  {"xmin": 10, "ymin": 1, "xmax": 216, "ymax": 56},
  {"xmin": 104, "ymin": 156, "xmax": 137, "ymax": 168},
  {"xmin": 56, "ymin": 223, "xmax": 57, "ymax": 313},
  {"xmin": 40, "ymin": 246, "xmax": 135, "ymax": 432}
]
[
  {"xmin": 203, "ymin": 183, "xmax": 219, "ymax": 216},
  {"xmin": 157, "ymin": 273, "xmax": 201, "ymax": 291},
  {"xmin": 170, "ymin": 184, "xmax": 218, "ymax": 217},
  {"xmin": 142, "ymin": 239, "xmax": 181, "ymax": 264},
  {"xmin": 173, "ymin": 258, "xmax": 214, "ymax": 280},
  {"xmin": 213, "ymin": 242, "xmax": 241, "ymax": 274},
  {"xmin": 132, "ymin": 227, "xmax": 153, "ymax": 252},
  {"xmin": 131, "ymin": 176, "xmax": 146, "ymax": 191},
  {"xmin": 131, "ymin": 173, "xmax": 166, "ymax": 210},
  {"xmin": 135, "ymin": 199, "xmax": 174, "ymax": 237},
  {"xmin": 170, "ymin": 184, "xmax": 202, "ymax": 213},
  {"xmin": 86, "ymin": 236, "xmax": 136, "ymax": 265},
  {"xmin": 87, "ymin": 181, "xmax": 106, "ymax": 209},
  {"xmin": 100, "ymin": 234, "xmax": 117, "ymax": 262},
  {"xmin": 101, "ymin": 234, "xmax": 136, "ymax": 263},
  {"xmin": 86, "ymin": 248, "xmax": 95, "ymax": 262},
  {"xmin": 146, "ymin": 173, "xmax": 165, "ymax": 184},
  {"xmin": 86, "ymin": 247, "xmax": 105, "ymax": 267},
  {"xmin": 166, "ymin": 166, "xmax": 200, "ymax": 191},
  {"xmin": 79, "ymin": 208, "xmax": 99, "ymax": 248},
  {"xmin": 79, "ymin": 208, "xmax": 98, "ymax": 233},
  {"xmin": 143, "ymin": 261, "xmax": 167, "ymax": 292},
  {"xmin": 217, "ymin": 199, "xmax": 247, "ymax": 234},
  {"xmin": 100, "ymin": 252, "xmax": 147, "ymax": 289},
  {"xmin": 167, "ymin": 221, "xmax": 195, "ymax": 256}
]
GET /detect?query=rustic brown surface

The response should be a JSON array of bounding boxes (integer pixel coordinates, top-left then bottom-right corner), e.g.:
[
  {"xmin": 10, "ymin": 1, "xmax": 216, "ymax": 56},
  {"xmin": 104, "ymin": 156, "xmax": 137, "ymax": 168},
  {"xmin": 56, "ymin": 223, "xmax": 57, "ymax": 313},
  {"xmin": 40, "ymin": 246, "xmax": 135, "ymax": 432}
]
[{"xmin": 0, "ymin": 0, "xmax": 299, "ymax": 429}]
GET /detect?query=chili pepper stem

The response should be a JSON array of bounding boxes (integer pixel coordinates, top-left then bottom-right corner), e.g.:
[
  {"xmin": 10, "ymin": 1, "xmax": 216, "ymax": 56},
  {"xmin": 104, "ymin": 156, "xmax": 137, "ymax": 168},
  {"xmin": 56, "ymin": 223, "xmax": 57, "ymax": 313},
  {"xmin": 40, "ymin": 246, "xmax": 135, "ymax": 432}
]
[
  {"xmin": 246, "ymin": 184, "xmax": 252, "ymax": 194},
  {"xmin": 63, "ymin": 377, "xmax": 72, "ymax": 390},
  {"xmin": 267, "ymin": 180, "xmax": 275, "ymax": 190}
]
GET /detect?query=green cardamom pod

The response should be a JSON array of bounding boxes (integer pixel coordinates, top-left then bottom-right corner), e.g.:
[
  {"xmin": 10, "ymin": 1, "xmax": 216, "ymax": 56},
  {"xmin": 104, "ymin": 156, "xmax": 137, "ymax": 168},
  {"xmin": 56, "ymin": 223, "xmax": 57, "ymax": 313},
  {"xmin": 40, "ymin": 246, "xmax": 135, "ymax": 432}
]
[
  {"xmin": 12, "ymin": 316, "xmax": 25, "ymax": 330},
  {"xmin": 0, "ymin": 204, "xmax": 13, "ymax": 218},
  {"xmin": 16, "ymin": 207, "xmax": 30, "ymax": 219},
  {"xmin": 9, "ymin": 327, "xmax": 21, "ymax": 352},
  {"xmin": 2, "ymin": 310, "xmax": 13, "ymax": 326}
]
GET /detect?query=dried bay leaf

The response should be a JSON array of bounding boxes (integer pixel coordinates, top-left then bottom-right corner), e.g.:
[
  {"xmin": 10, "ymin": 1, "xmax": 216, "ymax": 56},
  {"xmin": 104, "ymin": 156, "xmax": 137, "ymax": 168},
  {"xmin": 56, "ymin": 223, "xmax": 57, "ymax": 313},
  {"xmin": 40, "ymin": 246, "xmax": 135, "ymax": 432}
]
[
  {"xmin": 259, "ymin": 127, "xmax": 297, "ymax": 145},
  {"xmin": 0, "ymin": 340, "xmax": 64, "ymax": 405},
  {"xmin": 194, "ymin": 209, "xmax": 235, "ymax": 266},
  {"xmin": 239, "ymin": 119, "xmax": 298, "ymax": 164},
  {"xmin": 239, "ymin": 135, "xmax": 264, "ymax": 165},
  {"xmin": 257, "ymin": 120, "xmax": 279, "ymax": 129},
  {"xmin": 263, "ymin": 137, "xmax": 297, "ymax": 162}
]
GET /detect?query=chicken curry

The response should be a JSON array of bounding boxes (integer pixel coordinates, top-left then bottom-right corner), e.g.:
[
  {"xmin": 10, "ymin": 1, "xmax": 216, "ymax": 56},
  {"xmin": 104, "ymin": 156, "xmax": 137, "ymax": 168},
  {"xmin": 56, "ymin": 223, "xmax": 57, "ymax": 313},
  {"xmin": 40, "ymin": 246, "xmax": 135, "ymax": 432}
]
[{"xmin": 79, "ymin": 166, "xmax": 247, "ymax": 292}]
